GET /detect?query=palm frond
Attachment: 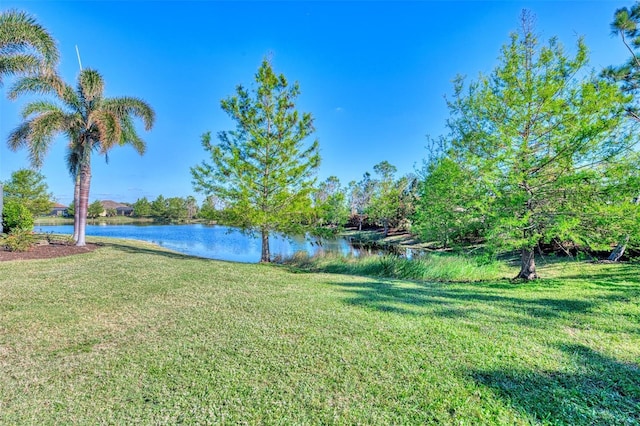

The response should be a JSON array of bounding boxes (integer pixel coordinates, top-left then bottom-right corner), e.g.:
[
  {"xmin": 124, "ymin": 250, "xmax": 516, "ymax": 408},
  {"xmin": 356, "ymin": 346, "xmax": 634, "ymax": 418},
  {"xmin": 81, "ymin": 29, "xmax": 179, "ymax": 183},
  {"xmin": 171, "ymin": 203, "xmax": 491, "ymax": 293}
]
[
  {"xmin": 0, "ymin": 54, "xmax": 39, "ymax": 79},
  {"xmin": 0, "ymin": 9, "xmax": 59, "ymax": 85},
  {"xmin": 8, "ymin": 115, "xmax": 59, "ymax": 169},
  {"xmin": 78, "ymin": 68, "xmax": 104, "ymax": 103},
  {"xmin": 21, "ymin": 99, "xmax": 63, "ymax": 119},
  {"xmin": 119, "ymin": 115, "xmax": 146, "ymax": 154},
  {"xmin": 8, "ymin": 73, "xmax": 67, "ymax": 100},
  {"xmin": 7, "ymin": 121, "xmax": 32, "ymax": 151},
  {"xmin": 60, "ymin": 83, "xmax": 82, "ymax": 111},
  {"xmin": 104, "ymin": 96, "xmax": 156, "ymax": 130},
  {"xmin": 88, "ymin": 109, "xmax": 122, "ymax": 154},
  {"xmin": 65, "ymin": 145, "xmax": 82, "ymax": 178},
  {"xmin": 27, "ymin": 110, "xmax": 66, "ymax": 167}
]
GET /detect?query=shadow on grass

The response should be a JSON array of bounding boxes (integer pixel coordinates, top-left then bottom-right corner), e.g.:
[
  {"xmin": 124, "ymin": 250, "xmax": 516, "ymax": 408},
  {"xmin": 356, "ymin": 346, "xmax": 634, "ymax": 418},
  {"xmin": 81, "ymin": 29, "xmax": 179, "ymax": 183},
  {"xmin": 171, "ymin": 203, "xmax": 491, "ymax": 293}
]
[
  {"xmin": 561, "ymin": 265, "xmax": 640, "ymax": 288},
  {"xmin": 331, "ymin": 279, "xmax": 594, "ymax": 315},
  {"xmin": 99, "ymin": 241, "xmax": 213, "ymax": 262},
  {"xmin": 326, "ymin": 279, "xmax": 639, "ymax": 333},
  {"xmin": 473, "ymin": 344, "xmax": 640, "ymax": 425}
]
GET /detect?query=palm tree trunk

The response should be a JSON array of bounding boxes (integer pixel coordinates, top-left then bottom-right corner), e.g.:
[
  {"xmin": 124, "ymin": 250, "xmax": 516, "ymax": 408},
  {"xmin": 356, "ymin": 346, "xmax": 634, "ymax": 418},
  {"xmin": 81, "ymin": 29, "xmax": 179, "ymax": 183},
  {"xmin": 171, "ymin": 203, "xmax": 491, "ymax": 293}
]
[
  {"xmin": 260, "ymin": 228, "xmax": 270, "ymax": 263},
  {"xmin": 0, "ymin": 183, "xmax": 3, "ymax": 234},
  {"xmin": 73, "ymin": 173, "xmax": 80, "ymax": 241},
  {"xmin": 76, "ymin": 157, "xmax": 91, "ymax": 247}
]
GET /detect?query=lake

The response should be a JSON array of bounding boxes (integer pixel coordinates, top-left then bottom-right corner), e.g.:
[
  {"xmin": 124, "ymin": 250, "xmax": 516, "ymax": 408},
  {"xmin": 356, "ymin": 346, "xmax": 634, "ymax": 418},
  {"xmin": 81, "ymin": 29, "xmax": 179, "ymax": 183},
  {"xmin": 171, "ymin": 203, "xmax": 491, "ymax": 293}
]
[{"xmin": 35, "ymin": 223, "xmax": 358, "ymax": 263}]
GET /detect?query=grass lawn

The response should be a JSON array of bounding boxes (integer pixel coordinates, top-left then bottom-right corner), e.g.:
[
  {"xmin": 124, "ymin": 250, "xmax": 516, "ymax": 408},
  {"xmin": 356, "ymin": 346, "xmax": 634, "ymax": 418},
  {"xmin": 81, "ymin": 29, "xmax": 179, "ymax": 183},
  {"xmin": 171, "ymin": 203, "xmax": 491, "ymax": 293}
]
[{"xmin": 0, "ymin": 239, "xmax": 638, "ymax": 424}]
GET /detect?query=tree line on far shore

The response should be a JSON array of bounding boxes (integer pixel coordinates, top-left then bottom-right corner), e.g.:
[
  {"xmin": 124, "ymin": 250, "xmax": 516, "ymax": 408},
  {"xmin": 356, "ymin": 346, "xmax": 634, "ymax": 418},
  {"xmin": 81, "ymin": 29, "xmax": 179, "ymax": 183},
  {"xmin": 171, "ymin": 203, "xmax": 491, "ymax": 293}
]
[{"xmin": 1, "ymin": 164, "xmax": 418, "ymax": 226}]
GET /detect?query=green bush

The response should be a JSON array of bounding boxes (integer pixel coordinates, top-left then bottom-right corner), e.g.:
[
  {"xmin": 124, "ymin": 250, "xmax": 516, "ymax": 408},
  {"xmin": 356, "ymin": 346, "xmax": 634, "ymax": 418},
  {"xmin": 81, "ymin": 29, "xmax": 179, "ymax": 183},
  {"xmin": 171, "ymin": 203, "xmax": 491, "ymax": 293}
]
[
  {"xmin": 2, "ymin": 199, "xmax": 34, "ymax": 232},
  {"xmin": 3, "ymin": 228, "xmax": 36, "ymax": 252}
]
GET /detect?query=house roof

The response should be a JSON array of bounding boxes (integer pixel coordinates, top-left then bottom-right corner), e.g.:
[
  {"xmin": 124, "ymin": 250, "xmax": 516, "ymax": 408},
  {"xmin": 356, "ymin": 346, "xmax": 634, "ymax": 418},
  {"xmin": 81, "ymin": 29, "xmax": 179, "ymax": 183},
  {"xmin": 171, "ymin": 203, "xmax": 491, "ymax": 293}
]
[
  {"xmin": 100, "ymin": 200, "xmax": 131, "ymax": 210},
  {"xmin": 52, "ymin": 203, "xmax": 67, "ymax": 209}
]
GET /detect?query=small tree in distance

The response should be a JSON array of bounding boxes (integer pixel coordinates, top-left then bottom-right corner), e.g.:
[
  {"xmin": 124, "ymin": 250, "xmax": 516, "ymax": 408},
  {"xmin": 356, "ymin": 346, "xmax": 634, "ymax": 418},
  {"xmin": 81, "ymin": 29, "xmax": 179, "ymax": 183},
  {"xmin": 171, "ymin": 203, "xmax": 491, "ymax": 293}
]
[
  {"xmin": 132, "ymin": 197, "xmax": 152, "ymax": 217},
  {"xmin": 348, "ymin": 173, "xmax": 374, "ymax": 231},
  {"xmin": 313, "ymin": 176, "xmax": 349, "ymax": 230},
  {"xmin": 192, "ymin": 58, "xmax": 320, "ymax": 262},
  {"xmin": 367, "ymin": 161, "xmax": 399, "ymax": 237},
  {"xmin": 87, "ymin": 200, "xmax": 104, "ymax": 218}
]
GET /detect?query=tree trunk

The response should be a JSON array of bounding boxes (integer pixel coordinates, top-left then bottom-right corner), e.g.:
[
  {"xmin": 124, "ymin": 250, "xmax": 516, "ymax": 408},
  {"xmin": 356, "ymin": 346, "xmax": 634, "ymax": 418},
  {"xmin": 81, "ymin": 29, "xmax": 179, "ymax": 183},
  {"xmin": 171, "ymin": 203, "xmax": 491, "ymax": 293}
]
[
  {"xmin": 382, "ymin": 219, "xmax": 389, "ymax": 237},
  {"xmin": 0, "ymin": 183, "xmax": 3, "ymax": 234},
  {"xmin": 516, "ymin": 248, "xmax": 538, "ymax": 280},
  {"xmin": 260, "ymin": 228, "xmax": 270, "ymax": 263},
  {"xmin": 608, "ymin": 235, "xmax": 629, "ymax": 262},
  {"xmin": 608, "ymin": 196, "xmax": 640, "ymax": 261},
  {"xmin": 73, "ymin": 173, "xmax": 80, "ymax": 242},
  {"xmin": 76, "ymin": 161, "xmax": 91, "ymax": 247}
]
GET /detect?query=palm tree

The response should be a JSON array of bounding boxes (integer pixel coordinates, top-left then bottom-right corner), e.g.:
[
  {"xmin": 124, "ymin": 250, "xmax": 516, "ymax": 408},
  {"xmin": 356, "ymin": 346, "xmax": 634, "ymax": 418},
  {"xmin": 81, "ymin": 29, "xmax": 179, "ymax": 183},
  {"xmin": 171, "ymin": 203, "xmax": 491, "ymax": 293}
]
[
  {"xmin": 1, "ymin": 9, "xmax": 59, "ymax": 232},
  {"xmin": 7, "ymin": 69, "xmax": 154, "ymax": 245}
]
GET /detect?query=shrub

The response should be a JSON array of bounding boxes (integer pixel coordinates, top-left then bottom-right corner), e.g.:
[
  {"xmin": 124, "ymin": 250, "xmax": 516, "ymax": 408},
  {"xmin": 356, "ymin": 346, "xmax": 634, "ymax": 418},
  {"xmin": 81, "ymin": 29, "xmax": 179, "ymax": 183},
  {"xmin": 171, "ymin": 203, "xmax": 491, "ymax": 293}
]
[
  {"xmin": 2, "ymin": 199, "xmax": 34, "ymax": 232},
  {"xmin": 40, "ymin": 232, "xmax": 75, "ymax": 245},
  {"xmin": 4, "ymin": 228, "xmax": 36, "ymax": 252}
]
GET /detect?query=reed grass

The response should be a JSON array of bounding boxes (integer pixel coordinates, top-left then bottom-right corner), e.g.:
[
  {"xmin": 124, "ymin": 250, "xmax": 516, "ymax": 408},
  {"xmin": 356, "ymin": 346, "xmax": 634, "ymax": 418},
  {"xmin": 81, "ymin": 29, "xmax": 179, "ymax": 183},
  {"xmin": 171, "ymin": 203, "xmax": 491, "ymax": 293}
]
[{"xmin": 283, "ymin": 250, "xmax": 515, "ymax": 282}]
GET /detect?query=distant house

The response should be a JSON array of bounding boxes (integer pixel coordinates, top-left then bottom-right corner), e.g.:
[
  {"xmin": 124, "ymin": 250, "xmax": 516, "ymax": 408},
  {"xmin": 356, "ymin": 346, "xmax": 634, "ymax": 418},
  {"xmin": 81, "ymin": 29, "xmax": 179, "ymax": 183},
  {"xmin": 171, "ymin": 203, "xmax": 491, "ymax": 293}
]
[
  {"xmin": 50, "ymin": 203, "xmax": 68, "ymax": 216},
  {"xmin": 99, "ymin": 200, "xmax": 134, "ymax": 216}
]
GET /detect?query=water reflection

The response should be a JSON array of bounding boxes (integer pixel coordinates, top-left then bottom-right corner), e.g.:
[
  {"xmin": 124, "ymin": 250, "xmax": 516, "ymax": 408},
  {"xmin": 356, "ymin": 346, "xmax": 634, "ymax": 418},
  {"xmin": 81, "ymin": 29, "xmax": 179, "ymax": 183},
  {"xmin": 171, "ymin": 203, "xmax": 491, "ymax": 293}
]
[{"xmin": 36, "ymin": 223, "xmax": 357, "ymax": 263}]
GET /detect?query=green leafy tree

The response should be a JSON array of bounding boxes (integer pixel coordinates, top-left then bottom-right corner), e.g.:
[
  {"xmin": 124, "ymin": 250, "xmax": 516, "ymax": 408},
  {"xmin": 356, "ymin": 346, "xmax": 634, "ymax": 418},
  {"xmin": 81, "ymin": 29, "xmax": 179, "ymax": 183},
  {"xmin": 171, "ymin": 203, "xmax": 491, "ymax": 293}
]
[
  {"xmin": 603, "ymin": 2, "xmax": 640, "ymax": 122},
  {"xmin": 576, "ymin": 154, "xmax": 640, "ymax": 261},
  {"xmin": 165, "ymin": 197, "xmax": 187, "ymax": 221},
  {"xmin": 185, "ymin": 195, "xmax": 198, "ymax": 220},
  {"xmin": 151, "ymin": 195, "xmax": 167, "ymax": 218},
  {"xmin": 199, "ymin": 195, "xmax": 224, "ymax": 221},
  {"xmin": 7, "ymin": 68, "xmax": 154, "ymax": 246},
  {"xmin": 395, "ymin": 173, "xmax": 419, "ymax": 231},
  {"xmin": 313, "ymin": 176, "xmax": 349, "ymax": 229},
  {"xmin": 2, "ymin": 199, "xmax": 33, "ymax": 232},
  {"xmin": 601, "ymin": 2, "xmax": 640, "ymax": 259},
  {"xmin": 192, "ymin": 58, "xmax": 320, "ymax": 262},
  {"xmin": 348, "ymin": 173, "xmax": 374, "ymax": 231},
  {"xmin": 66, "ymin": 201, "xmax": 75, "ymax": 218},
  {"xmin": 414, "ymin": 156, "xmax": 485, "ymax": 248},
  {"xmin": 132, "ymin": 197, "xmax": 152, "ymax": 217},
  {"xmin": 442, "ymin": 12, "xmax": 638, "ymax": 279},
  {"xmin": 87, "ymin": 200, "xmax": 104, "ymax": 218},
  {"xmin": 366, "ymin": 161, "xmax": 400, "ymax": 237},
  {"xmin": 3, "ymin": 168, "xmax": 53, "ymax": 216}
]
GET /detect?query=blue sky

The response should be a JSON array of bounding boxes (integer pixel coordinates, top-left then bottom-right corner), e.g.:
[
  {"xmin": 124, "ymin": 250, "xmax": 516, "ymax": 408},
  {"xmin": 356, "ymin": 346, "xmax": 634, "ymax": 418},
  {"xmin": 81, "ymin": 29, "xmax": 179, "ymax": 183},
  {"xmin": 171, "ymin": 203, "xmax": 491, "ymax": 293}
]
[{"xmin": 0, "ymin": 1, "xmax": 632, "ymax": 205}]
